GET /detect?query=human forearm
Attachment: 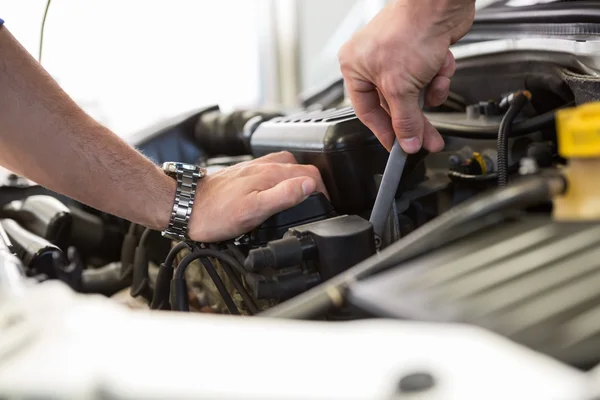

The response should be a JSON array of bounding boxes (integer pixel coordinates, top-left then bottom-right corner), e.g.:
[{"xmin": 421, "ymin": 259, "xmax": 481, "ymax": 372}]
[{"xmin": 0, "ymin": 27, "xmax": 175, "ymax": 230}]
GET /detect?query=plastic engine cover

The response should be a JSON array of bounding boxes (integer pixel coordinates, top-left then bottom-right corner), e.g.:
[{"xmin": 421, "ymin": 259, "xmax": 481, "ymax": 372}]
[
  {"xmin": 250, "ymin": 107, "xmax": 427, "ymax": 214},
  {"xmin": 349, "ymin": 216, "xmax": 600, "ymax": 368}
]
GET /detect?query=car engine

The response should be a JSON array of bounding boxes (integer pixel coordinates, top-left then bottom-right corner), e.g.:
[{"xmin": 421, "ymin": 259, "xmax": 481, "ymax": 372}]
[{"xmin": 5, "ymin": 3, "xmax": 600, "ymax": 398}]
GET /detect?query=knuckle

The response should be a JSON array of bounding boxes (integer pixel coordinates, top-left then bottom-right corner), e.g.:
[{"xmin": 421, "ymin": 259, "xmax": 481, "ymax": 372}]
[
  {"xmin": 237, "ymin": 164, "xmax": 255, "ymax": 176},
  {"xmin": 381, "ymin": 77, "xmax": 411, "ymax": 102},
  {"xmin": 281, "ymin": 181, "xmax": 303, "ymax": 204},
  {"xmin": 392, "ymin": 115, "xmax": 421, "ymax": 137},
  {"xmin": 338, "ymin": 42, "xmax": 354, "ymax": 70},
  {"xmin": 303, "ymin": 164, "xmax": 320, "ymax": 178},
  {"xmin": 278, "ymin": 151, "xmax": 296, "ymax": 163}
]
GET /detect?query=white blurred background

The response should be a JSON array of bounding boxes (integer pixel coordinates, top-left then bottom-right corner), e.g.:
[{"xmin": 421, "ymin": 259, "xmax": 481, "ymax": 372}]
[{"xmin": 0, "ymin": 0, "xmax": 389, "ymax": 140}]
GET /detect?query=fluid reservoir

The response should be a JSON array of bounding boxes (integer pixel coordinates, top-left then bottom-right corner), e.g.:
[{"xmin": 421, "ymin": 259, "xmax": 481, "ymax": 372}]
[{"xmin": 553, "ymin": 102, "xmax": 600, "ymax": 220}]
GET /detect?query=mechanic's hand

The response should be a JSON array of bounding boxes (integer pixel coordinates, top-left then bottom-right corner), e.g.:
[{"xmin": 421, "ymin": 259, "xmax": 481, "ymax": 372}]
[
  {"xmin": 187, "ymin": 152, "xmax": 328, "ymax": 243},
  {"xmin": 338, "ymin": 0, "xmax": 475, "ymax": 154}
]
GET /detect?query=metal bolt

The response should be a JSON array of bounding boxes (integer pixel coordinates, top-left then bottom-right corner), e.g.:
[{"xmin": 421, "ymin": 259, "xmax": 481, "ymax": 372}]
[{"xmin": 374, "ymin": 235, "xmax": 382, "ymax": 249}]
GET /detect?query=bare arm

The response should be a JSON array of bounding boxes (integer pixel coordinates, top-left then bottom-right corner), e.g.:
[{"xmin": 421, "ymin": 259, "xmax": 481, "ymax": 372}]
[
  {"xmin": 0, "ymin": 25, "xmax": 326, "ymax": 242},
  {"xmin": 0, "ymin": 26, "xmax": 176, "ymax": 230}
]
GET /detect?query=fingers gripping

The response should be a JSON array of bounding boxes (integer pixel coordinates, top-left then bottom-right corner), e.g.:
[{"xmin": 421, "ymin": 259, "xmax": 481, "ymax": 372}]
[
  {"xmin": 347, "ymin": 83, "xmax": 396, "ymax": 152},
  {"xmin": 256, "ymin": 177, "xmax": 316, "ymax": 220}
]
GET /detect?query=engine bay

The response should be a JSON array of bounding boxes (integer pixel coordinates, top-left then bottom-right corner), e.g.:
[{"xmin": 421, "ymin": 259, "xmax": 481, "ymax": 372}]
[{"xmin": 6, "ymin": 6, "xmax": 600, "ymax": 397}]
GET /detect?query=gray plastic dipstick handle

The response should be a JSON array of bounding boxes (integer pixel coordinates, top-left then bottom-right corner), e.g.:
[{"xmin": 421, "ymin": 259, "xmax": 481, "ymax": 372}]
[{"xmin": 369, "ymin": 90, "xmax": 426, "ymax": 240}]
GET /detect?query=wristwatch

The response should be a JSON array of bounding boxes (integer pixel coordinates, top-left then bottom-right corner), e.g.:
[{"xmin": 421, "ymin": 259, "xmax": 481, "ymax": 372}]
[{"xmin": 161, "ymin": 162, "xmax": 207, "ymax": 241}]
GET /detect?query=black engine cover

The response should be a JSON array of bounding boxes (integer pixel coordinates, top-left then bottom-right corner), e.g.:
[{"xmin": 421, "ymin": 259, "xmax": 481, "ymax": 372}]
[
  {"xmin": 250, "ymin": 107, "xmax": 427, "ymax": 214},
  {"xmin": 349, "ymin": 216, "xmax": 600, "ymax": 368}
]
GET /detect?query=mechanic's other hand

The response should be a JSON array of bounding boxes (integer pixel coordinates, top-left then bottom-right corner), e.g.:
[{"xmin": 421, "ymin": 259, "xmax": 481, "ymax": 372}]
[
  {"xmin": 187, "ymin": 152, "xmax": 328, "ymax": 243},
  {"xmin": 338, "ymin": 0, "xmax": 475, "ymax": 154}
]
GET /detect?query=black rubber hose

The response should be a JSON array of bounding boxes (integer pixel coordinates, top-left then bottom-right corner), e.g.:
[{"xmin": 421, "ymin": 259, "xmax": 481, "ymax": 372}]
[
  {"xmin": 258, "ymin": 174, "xmax": 567, "ymax": 319},
  {"xmin": 150, "ymin": 241, "xmax": 191, "ymax": 310},
  {"xmin": 171, "ymin": 248, "xmax": 243, "ymax": 313},
  {"xmin": 498, "ymin": 92, "xmax": 531, "ymax": 187}
]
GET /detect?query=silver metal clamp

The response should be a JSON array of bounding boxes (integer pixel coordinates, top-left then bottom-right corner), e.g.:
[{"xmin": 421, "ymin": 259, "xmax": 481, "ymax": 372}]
[{"xmin": 161, "ymin": 162, "xmax": 207, "ymax": 241}]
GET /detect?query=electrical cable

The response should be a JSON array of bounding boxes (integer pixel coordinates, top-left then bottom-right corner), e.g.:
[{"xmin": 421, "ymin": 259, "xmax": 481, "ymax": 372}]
[
  {"xmin": 258, "ymin": 174, "xmax": 567, "ymax": 319},
  {"xmin": 150, "ymin": 241, "xmax": 191, "ymax": 310},
  {"xmin": 130, "ymin": 228, "xmax": 155, "ymax": 302},
  {"xmin": 497, "ymin": 91, "xmax": 532, "ymax": 187},
  {"xmin": 119, "ymin": 222, "xmax": 139, "ymax": 280},
  {"xmin": 448, "ymin": 171, "xmax": 499, "ymax": 182},
  {"xmin": 428, "ymin": 102, "xmax": 573, "ymax": 139},
  {"xmin": 199, "ymin": 256, "xmax": 240, "ymax": 315},
  {"xmin": 171, "ymin": 248, "xmax": 245, "ymax": 313},
  {"xmin": 38, "ymin": 0, "xmax": 52, "ymax": 63},
  {"xmin": 165, "ymin": 241, "xmax": 191, "ymax": 270},
  {"xmin": 225, "ymin": 242, "xmax": 246, "ymax": 265},
  {"xmin": 448, "ymin": 164, "xmax": 520, "ymax": 183},
  {"xmin": 212, "ymin": 244, "xmax": 260, "ymax": 314},
  {"xmin": 174, "ymin": 248, "xmax": 245, "ymax": 281},
  {"xmin": 138, "ymin": 227, "xmax": 152, "ymax": 247},
  {"xmin": 218, "ymin": 261, "xmax": 259, "ymax": 314}
]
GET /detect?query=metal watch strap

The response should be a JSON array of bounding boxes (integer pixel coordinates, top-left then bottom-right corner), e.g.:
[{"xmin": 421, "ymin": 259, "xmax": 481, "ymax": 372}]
[{"xmin": 162, "ymin": 162, "xmax": 205, "ymax": 241}]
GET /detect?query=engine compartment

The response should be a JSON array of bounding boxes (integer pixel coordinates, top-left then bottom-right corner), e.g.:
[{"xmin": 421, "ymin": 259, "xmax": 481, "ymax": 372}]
[{"xmin": 4, "ymin": 32, "xmax": 600, "ymax": 373}]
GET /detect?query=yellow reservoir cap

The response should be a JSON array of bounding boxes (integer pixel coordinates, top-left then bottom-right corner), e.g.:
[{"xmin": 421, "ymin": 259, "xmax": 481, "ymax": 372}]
[{"xmin": 557, "ymin": 101, "xmax": 600, "ymax": 158}]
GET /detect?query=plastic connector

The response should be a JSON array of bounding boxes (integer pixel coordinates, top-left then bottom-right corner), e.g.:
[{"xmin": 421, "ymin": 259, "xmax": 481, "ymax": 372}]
[{"xmin": 245, "ymin": 236, "xmax": 315, "ymax": 272}]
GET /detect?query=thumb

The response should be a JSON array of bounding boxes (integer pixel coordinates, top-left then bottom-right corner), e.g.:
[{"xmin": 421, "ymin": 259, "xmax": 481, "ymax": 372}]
[
  {"xmin": 384, "ymin": 89, "xmax": 426, "ymax": 154},
  {"xmin": 256, "ymin": 177, "xmax": 315, "ymax": 218}
]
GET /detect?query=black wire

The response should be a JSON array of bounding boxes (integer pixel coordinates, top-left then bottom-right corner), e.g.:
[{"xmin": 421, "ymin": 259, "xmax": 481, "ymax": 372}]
[
  {"xmin": 211, "ymin": 244, "xmax": 260, "ymax": 314},
  {"xmin": 172, "ymin": 249, "xmax": 241, "ymax": 314},
  {"xmin": 128, "ymin": 222, "xmax": 137, "ymax": 236},
  {"xmin": 199, "ymin": 257, "xmax": 240, "ymax": 315},
  {"xmin": 150, "ymin": 241, "xmax": 191, "ymax": 310},
  {"xmin": 448, "ymin": 171, "xmax": 498, "ymax": 182},
  {"xmin": 218, "ymin": 261, "xmax": 259, "ymax": 314},
  {"xmin": 129, "ymin": 228, "xmax": 155, "ymax": 303},
  {"xmin": 139, "ymin": 228, "xmax": 152, "ymax": 247},
  {"xmin": 225, "ymin": 242, "xmax": 246, "ymax": 266},
  {"xmin": 498, "ymin": 92, "xmax": 531, "ymax": 187},
  {"xmin": 428, "ymin": 102, "xmax": 573, "ymax": 139},
  {"xmin": 39, "ymin": 0, "xmax": 52, "ymax": 63},
  {"xmin": 448, "ymin": 164, "xmax": 520, "ymax": 183},
  {"xmin": 119, "ymin": 223, "xmax": 140, "ymax": 280},
  {"xmin": 175, "ymin": 248, "xmax": 246, "ymax": 280},
  {"xmin": 165, "ymin": 241, "xmax": 192, "ymax": 268}
]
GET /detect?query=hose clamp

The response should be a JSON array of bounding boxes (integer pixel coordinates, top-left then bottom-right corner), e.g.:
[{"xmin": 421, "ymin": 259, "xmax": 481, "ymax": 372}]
[{"xmin": 161, "ymin": 162, "xmax": 207, "ymax": 241}]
